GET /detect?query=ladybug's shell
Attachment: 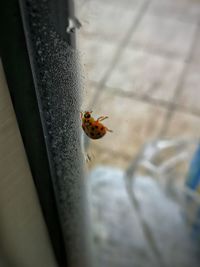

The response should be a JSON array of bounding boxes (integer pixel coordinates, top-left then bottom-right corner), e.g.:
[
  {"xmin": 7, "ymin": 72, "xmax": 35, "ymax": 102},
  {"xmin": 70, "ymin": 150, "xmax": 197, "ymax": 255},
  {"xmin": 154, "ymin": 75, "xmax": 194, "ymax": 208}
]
[{"xmin": 82, "ymin": 120, "xmax": 106, "ymax": 139}]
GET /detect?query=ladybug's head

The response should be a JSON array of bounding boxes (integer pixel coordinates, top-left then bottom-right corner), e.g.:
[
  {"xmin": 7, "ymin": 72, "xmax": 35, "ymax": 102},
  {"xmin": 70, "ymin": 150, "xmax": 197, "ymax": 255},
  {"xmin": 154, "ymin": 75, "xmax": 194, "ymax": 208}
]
[
  {"xmin": 83, "ymin": 111, "xmax": 92, "ymax": 119},
  {"xmin": 80, "ymin": 111, "xmax": 93, "ymax": 120},
  {"xmin": 84, "ymin": 112, "xmax": 91, "ymax": 119}
]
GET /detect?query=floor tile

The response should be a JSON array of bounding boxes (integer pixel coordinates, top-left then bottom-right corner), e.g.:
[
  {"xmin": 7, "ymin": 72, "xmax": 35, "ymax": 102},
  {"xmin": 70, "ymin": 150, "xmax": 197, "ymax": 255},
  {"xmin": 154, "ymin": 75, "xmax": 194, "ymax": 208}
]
[
  {"xmin": 94, "ymin": 0, "xmax": 147, "ymax": 10},
  {"xmin": 130, "ymin": 14, "xmax": 197, "ymax": 59},
  {"xmin": 147, "ymin": 0, "xmax": 200, "ymax": 23},
  {"xmin": 106, "ymin": 47, "xmax": 184, "ymax": 102},
  {"xmin": 176, "ymin": 64, "xmax": 200, "ymax": 113},
  {"xmin": 77, "ymin": 36, "xmax": 118, "ymax": 82},
  {"xmin": 77, "ymin": 0, "xmax": 146, "ymax": 42},
  {"xmin": 87, "ymin": 91, "xmax": 167, "ymax": 159},
  {"xmin": 85, "ymin": 148, "xmax": 130, "ymax": 170},
  {"xmin": 166, "ymin": 111, "xmax": 200, "ymax": 139},
  {"xmin": 190, "ymin": 27, "xmax": 200, "ymax": 66}
]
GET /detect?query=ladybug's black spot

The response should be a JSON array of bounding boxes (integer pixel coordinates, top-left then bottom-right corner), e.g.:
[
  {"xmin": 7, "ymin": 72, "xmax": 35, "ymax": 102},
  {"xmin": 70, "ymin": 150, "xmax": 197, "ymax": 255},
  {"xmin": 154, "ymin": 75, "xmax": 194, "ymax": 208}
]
[
  {"xmin": 101, "ymin": 127, "xmax": 104, "ymax": 130},
  {"xmin": 92, "ymin": 127, "xmax": 95, "ymax": 130},
  {"xmin": 91, "ymin": 133, "xmax": 95, "ymax": 137},
  {"xmin": 95, "ymin": 126, "xmax": 98, "ymax": 129},
  {"xmin": 97, "ymin": 133, "xmax": 101, "ymax": 136}
]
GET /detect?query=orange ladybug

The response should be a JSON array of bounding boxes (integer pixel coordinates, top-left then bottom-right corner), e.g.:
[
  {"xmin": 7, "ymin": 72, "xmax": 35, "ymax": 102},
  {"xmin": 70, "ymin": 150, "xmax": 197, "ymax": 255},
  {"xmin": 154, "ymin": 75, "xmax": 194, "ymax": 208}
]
[{"xmin": 80, "ymin": 111, "xmax": 112, "ymax": 139}]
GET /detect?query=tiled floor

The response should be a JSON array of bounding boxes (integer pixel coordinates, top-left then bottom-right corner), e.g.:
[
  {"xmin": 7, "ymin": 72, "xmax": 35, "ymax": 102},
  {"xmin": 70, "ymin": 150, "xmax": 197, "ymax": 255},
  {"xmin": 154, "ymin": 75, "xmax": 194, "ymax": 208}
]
[
  {"xmin": 88, "ymin": 90, "xmax": 167, "ymax": 162},
  {"xmin": 76, "ymin": 0, "xmax": 200, "ymax": 168},
  {"xmin": 76, "ymin": 1, "xmax": 200, "ymax": 266}
]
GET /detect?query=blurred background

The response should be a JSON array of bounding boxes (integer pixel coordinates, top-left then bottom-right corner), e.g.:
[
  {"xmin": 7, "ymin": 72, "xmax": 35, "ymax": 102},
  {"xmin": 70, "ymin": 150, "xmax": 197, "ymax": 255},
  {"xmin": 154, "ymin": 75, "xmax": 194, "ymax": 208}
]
[
  {"xmin": 76, "ymin": 0, "xmax": 200, "ymax": 168},
  {"xmin": 75, "ymin": 0, "xmax": 200, "ymax": 266}
]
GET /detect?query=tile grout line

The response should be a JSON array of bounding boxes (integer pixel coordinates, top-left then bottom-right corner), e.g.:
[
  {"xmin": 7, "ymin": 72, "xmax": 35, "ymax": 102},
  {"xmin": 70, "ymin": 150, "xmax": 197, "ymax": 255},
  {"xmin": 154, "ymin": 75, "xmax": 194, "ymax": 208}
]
[
  {"xmin": 88, "ymin": 0, "xmax": 152, "ymax": 109},
  {"xmin": 88, "ymin": 80, "xmax": 200, "ymax": 118},
  {"xmin": 140, "ymin": 7, "xmax": 200, "ymax": 26},
  {"xmin": 157, "ymin": 21, "xmax": 200, "ymax": 138}
]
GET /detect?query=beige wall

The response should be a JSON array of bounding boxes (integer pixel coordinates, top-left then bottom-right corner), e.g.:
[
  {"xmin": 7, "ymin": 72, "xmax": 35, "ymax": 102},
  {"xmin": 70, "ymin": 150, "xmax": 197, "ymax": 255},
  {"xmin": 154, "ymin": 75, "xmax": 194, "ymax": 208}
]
[{"xmin": 0, "ymin": 59, "xmax": 58, "ymax": 267}]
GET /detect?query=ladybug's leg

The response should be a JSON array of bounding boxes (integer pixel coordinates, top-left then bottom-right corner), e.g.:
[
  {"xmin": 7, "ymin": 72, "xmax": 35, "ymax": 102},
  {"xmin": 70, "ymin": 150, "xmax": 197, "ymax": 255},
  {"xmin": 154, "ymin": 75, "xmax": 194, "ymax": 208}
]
[
  {"xmin": 97, "ymin": 116, "xmax": 108, "ymax": 122},
  {"xmin": 105, "ymin": 127, "xmax": 113, "ymax": 133}
]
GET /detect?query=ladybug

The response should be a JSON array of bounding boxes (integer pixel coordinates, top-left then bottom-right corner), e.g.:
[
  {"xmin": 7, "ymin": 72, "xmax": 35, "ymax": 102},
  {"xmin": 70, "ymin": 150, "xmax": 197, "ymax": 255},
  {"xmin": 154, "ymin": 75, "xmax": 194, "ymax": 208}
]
[{"xmin": 80, "ymin": 111, "xmax": 112, "ymax": 139}]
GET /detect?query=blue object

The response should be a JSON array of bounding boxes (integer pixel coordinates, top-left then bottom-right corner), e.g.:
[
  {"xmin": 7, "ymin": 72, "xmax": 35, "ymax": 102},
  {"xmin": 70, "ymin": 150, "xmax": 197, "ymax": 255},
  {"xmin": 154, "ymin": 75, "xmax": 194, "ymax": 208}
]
[
  {"xmin": 186, "ymin": 143, "xmax": 200, "ymax": 242},
  {"xmin": 186, "ymin": 143, "xmax": 200, "ymax": 192}
]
